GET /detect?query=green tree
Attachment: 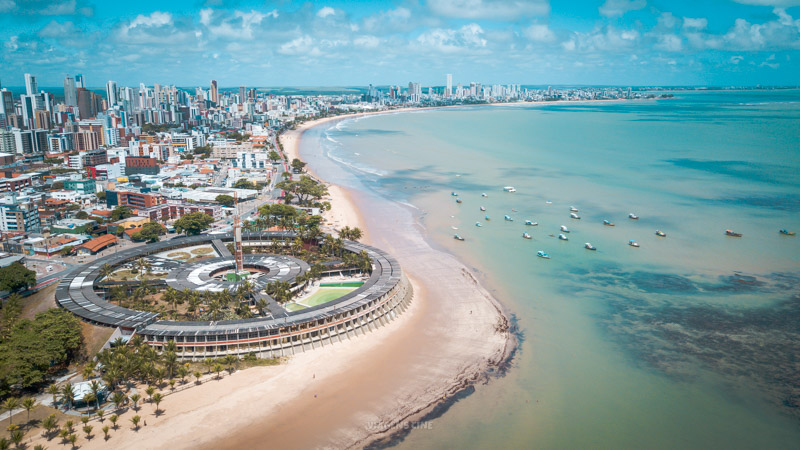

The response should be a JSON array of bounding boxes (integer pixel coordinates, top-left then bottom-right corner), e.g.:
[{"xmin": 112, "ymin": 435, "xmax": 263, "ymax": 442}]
[
  {"xmin": 130, "ymin": 415, "xmax": 141, "ymax": 431},
  {"xmin": 215, "ymin": 194, "xmax": 235, "ymax": 207},
  {"xmin": 0, "ymin": 294, "xmax": 22, "ymax": 340},
  {"xmin": 83, "ymin": 424, "xmax": 93, "ymax": 438},
  {"xmin": 2, "ymin": 397, "xmax": 19, "ymax": 425},
  {"xmin": 290, "ymin": 158, "xmax": 306, "ymax": 173},
  {"xmin": 129, "ymin": 393, "xmax": 141, "ymax": 411},
  {"xmin": 75, "ymin": 211, "xmax": 89, "ymax": 220},
  {"xmin": 0, "ymin": 263, "xmax": 36, "ymax": 292},
  {"xmin": 233, "ymin": 178, "xmax": 255, "ymax": 190},
  {"xmin": 21, "ymin": 397, "xmax": 36, "ymax": 423},
  {"xmin": 102, "ymin": 425, "xmax": 110, "ymax": 440},
  {"xmin": 268, "ymin": 150, "xmax": 280, "ymax": 162},
  {"xmin": 42, "ymin": 413, "xmax": 58, "ymax": 437},
  {"xmin": 151, "ymin": 392, "xmax": 163, "ymax": 415},
  {"xmin": 173, "ymin": 212, "xmax": 214, "ymax": 236},
  {"xmin": 275, "ymin": 176, "xmax": 329, "ymax": 206},
  {"xmin": 51, "ymin": 181, "xmax": 64, "ymax": 190},
  {"xmin": 110, "ymin": 206, "xmax": 133, "ymax": 221},
  {"xmin": 131, "ymin": 222, "xmax": 166, "ymax": 243},
  {"xmin": 109, "ymin": 414, "xmax": 118, "ymax": 429},
  {"xmin": 96, "ymin": 191, "xmax": 106, "ymax": 201}
]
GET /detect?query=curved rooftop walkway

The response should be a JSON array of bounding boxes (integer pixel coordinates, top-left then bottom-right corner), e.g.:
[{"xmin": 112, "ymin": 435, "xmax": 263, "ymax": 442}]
[
  {"xmin": 165, "ymin": 254, "xmax": 308, "ymax": 293},
  {"xmin": 56, "ymin": 232, "xmax": 402, "ymax": 339}
]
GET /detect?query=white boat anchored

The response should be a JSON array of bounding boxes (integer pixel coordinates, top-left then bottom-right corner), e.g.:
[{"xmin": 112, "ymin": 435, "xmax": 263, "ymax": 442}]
[
  {"xmin": 503, "ymin": 186, "xmax": 516, "ymax": 192},
  {"xmin": 481, "ymin": 193, "xmax": 488, "ymax": 197},
  {"xmin": 655, "ymin": 230, "xmax": 666, "ymax": 237},
  {"xmin": 537, "ymin": 250, "xmax": 550, "ymax": 259},
  {"xmin": 480, "ymin": 206, "xmax": 486, "ymax": 211},
  {"xmin": 570, "ymin": 206, "xmax": 579, "ymax": 212},
  {"xmin": 523, "ymin": 233, "xmax": 532, "ymax": 239},
  {"xmin": 475, "ymin": 222, "xmax": 482, "ymax": 227},
  {"xmin": 454, "ymin": 234, "xmax": 465, "ymax": 241},
  {"xmin": 628, "ymin": 240, "xmax": 640, "ymax": 247},
  {"xmin": 629, "ymin": 213, "xmax": 639, "ymax": 220},
  {"xmin": 603, "ymin": 220, "xmax": 615, "ymax": 226},
  {"xmin": 504, "ymin": 215, "xmax": 514, "ymax": 221},
  {"xmin": 570, "ymin": 213, "xmax": 581, "ymax": 220},
  {"xmin": 584, "ymin": 243, "xmax": 597, "ymax": 251},
  {"xmin": 560, "ymin": 225, "xmax": 570, "ymax": 233},
  {"xmin": 525, "ymin": 220, "xmax": 538, "ymax": 226},
  {"xmin": 558, "ymin": 233, "xmax": 569, "ymax": 240}
]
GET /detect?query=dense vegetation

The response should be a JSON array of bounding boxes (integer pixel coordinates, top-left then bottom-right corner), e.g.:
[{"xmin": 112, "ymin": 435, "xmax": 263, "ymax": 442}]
[
  {"xmin": 0, "ymin": 263, "xmax": 36, "ymax": 292},
  {"xmin": 173, "ymin": 212, "xmax": 214, "ymax": 235},
  {"xmin": 131, "ymin": 222, "xmax": 166, "ymax": 243},
  {"xmin": 0, "ymin": 300, "xmax": 83, "ymax": 398}
]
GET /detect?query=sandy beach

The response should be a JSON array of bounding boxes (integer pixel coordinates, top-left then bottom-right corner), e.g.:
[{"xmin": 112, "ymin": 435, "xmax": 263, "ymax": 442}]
[{"xmin": 31, "ymin": 107, "xmax": 514, "ymax": 450}]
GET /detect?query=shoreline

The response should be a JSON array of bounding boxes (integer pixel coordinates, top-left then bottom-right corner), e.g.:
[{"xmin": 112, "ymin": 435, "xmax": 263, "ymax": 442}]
[{"xmin": 276, "ymin": 110, "xmax": 516, "ymax": 447}]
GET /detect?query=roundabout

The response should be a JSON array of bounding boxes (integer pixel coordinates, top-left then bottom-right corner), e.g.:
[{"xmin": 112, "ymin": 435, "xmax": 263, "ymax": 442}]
[{"xmin": 56, "ymin": 231, "xmax": 412, "ymax": 360}]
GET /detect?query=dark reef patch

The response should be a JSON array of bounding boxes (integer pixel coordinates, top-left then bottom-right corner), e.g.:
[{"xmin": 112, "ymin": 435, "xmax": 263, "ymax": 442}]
[{"xmin": 579, "ymin": 268, "xmax": 800, "ymax": 419}]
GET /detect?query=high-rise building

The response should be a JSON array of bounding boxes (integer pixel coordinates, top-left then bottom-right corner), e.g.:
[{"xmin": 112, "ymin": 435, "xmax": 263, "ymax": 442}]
[
  {"xmin": 239, "ymin": 85, "xmax": 247, "ymax": 103},
  {"xmin": 106, "ymin": 81, "xmax": 118, "ymax": 107},
  {"xmin": 210, "ymin": 80, "xmax": 218, "ymax": 104},
  {"xmin": 75, "ymin": 74, "xmax": 85, "ymax": 88},
  {"xmin": 0, "ymin": 89, "xmax": 14, "ymax": 116},
  {"xmin": 64, "ymin": 76, "xmax": 78, "ymax": 106},
  {"xmin": 24, "ymin": 73, "xmax": 37, "ymax": 96},
  {"xmin": 20, "ymin": 95, "xmax": 35, "ymax": 129},
  {"xmin": 446, "ymin": 74, "xmax": 452, "ymax": 97}
]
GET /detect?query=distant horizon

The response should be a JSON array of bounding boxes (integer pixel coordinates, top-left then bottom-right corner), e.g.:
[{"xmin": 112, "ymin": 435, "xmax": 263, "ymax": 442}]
[{"xmin": 1, "ymin": 1, "xmax": 799, "ymax": 86}]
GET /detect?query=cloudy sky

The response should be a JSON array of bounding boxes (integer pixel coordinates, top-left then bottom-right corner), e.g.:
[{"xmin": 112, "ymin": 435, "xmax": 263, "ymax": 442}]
[{"xmin": 1, "ymin": 0, "xmax": 799, "ymax": 88}]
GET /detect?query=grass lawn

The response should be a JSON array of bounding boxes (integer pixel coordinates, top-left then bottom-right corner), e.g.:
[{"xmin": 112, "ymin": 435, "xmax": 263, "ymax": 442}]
[
  {"xmin": 302, "ymin": 288, "xmax": 355, "ymax": 307},
  {"xmin": 319, "ymin": 281, "xmax": 364, "ymax": 288},
  {"xmin": 106, "ymin": 269, "xmax": 167, "ymax": 282},
  {"xmin": 285, "ymin": 303, "xmax": 306, "ymax": 312}
]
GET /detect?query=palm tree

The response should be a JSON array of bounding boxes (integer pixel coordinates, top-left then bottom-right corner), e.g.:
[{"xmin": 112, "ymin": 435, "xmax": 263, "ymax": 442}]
[
  {"xmin": 96, "ymin": 409, "xmax": 105, "ymax": 422},
  {"xmin": 9, "ymin": 430, "xmax": 23, "ymax": 448},
  {"xmin": 213, "ymin": 363, "xmax": 223, "ymax": 379},
  {"xmin": 89, "ymin": 380, "xmax": 102, "ymax": 410},
  {"xmin": 21, "ymin": 397, "xmax": 36, "ymax": 423},
  {"xmin": 111, "ymin": 391, "xmax": 126, "ymax": 410},
  {"xmin": 99, "ymin": 263, "xmax": 114, "ymax": 281},
  {"xmin": 130, "ymin": 393, "xmax": 141, "ymax": 410},
  {"xmin": 145, "ymin": 385, "xmax": 156, "ymax": 403},
  {"xmin": 82, "ymin": 365, "xmax": 94, "ymax": 380},
  {"xmin": 151, "ymin": 393, "xmax": 163, "ymax": 415},
  {"xmin": 41, "ymin": 413, "xmax": 58, "ymax": 438},
  {"xmin": 83, "ymin": 424, "xmax": 93, "ymax": 439},
  {"xmin": 194, "ymin": 371, "xmax": 202, "ymax": 384},
  {"xmin": 47, "ymin": 384, "xmax": 60, "ymax": 407},
  {"xmin": 83, "ymin": 393, "xmax": 96, "ymax": 413},
  {"xmin": 255, "ymin": 298, "xmax": 268, "ymax": 316},
  {"xmin": 134, "ymin": 257, "xmax": 151, "ymax": 279},
  {"xmin": 130, "ymin": 415, "xmax": 141, "ymax": 431},
  {"xmin": 109, "ymin": 414, "xmax": 118, "ymax": 429},
  {"xmin": 102, "ymin": 425, "xmax": 110, "ymax": 440},
  {"xmin": 2, "ymin": 397, "xmax": 19, "ymax": 425},
  {"xmin": 67, "ymin": 433, "xmax": 77, "ymax": 447}
]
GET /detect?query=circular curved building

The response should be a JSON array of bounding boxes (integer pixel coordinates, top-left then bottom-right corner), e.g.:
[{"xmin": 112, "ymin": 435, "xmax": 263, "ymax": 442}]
[{"xmin": 56, "ymin": 232, "xmax": 412, "ymax": 360}]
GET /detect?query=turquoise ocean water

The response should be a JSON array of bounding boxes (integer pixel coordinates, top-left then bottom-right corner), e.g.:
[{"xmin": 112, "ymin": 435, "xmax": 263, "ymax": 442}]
[{"xmin": 301, "ymin": 90, "xmax": 800, "ymax": 448}]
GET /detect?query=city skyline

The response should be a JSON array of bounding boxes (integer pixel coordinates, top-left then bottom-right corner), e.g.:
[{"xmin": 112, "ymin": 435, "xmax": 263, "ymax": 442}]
[{"xmin": 1, "ymin": 0, "xmax": 799, "ymax": 87}]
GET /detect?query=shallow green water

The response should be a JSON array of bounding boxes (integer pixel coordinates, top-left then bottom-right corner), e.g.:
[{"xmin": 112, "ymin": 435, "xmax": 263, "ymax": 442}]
[{"xmin": 301, "ymin": 91, "xmax": 800, "ymax": 448}]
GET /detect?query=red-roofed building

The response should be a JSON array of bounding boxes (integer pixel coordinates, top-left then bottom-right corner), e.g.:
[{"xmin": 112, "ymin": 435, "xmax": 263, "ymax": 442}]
[{"xmin": 75, "ymin": 234, "xmax": 118, "ymax": 255}]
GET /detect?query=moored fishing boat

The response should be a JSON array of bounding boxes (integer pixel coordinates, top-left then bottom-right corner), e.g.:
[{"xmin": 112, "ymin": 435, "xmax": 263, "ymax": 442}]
[
  {"xmin": 603, "ymin": 220, "xmax": 615, "ymax": 226},
  {"xmin": 629, "ymin": 213, "xmax": 639, "ymax": 220},
  {"xmin": 523, "ymin": 233, "xmax": 532, "ymax": 239},
  {"xmin": 475, "ymin": 222, "xmax": 482, "ymax": 227},
  {"xmin": 504, "ymin": 215, "xmax": 513, "ymax": 221},
  {"xmin": 454, "ymin": 234, "xmax": 465, "ymax": 241},
  {"xmin": 560, "ymin": 225, "xmax": 569, "ymax": 233},
  {"xmin": 558, "ymin": 233, "xmax": 568, "ymax": 240},
  {"xmin": 628, "ymin": 239, "xmax": 640, "ymax": 247},
  {"xmin": 503, "ymin": 186, "xmax": 516, "ymax": 192},
  {"xmin": 537, "ymin": 250, "xmax": 550, "ymax": 259},
  {"xmin": 456, "ymin": 197, "xmax": 462, "ymax": 204},
  {"xmin": 570, "ymin": 213, "xmax": 581, "ymax": 220},
  {"xmin": 779, "ymin": 229, "xmax": 795, "ymax": 236},
  {"xmin": 480, "ymin": 206, "xmax": 486, "ymax": 211},
  {"xmin": 584, "ymin": 243, "xmax": 596, "ymax": 251},
  {"xmin": 655, "ymin": 230, "xmax": 666, "ymax": 237},
  {"xmin": 525, "ymin": 220, "xmax": 538, "ymax": 226},
  {"xmin": 725, "ymin": 229, "xmax": 743, "ymax": 237}
]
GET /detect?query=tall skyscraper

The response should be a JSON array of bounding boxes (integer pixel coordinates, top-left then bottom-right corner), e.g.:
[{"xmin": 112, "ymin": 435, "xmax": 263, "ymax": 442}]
[
  {"xmin": 64, "ymin": 76, "xmax": 78, "ymax": 106},
  {"xmin": 446, "ymin": 74, "xmax": 452, "ymax": 97},
  {"xmin": 106, "ymin": 81, "xmax": 118, "ymax": 107},
  {"xmin": 24, "ymin": 73, "xmax": 37, "ymax": 96},
  {"xmin": 239, "ymin": 85, "xmax": 247, "ymax": 103},
  {"xmin": 210, "ymin": 80, "xmax": 218, "ymax": 104},
  {"xmin": 75, "ymin": 74, "xmax": 85, "ymax": 88}
]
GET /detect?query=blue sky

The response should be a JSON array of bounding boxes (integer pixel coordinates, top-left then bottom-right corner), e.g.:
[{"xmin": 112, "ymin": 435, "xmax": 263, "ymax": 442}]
[{"xmin": 1, "ymin": 0, "xmax": 798, "ymax": 88}]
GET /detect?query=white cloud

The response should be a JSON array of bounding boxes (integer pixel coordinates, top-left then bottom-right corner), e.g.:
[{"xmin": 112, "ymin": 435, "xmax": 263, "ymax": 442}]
[
  {"xmin": 427, "ymin": 0, "xmax": 549, "ymax": 20},
  {"xmin": 732, "ymin": 0, "xmax": 800, "ymax": 6},
  {"xmin": 128, "ymin": 11, "xmax": 172, "ymax": 29},
  {"xmin": 562, "ymin": 26, "xmax": 640, "ymax": 53},
  {"xmin": 354, "ymin": 35, "xmax": 380, "ymax": 48},
  {"xmin": 654, "ymin": 33, "xmax": 683, "ymax": 51},
  {"xmin": 0, "ymin": 0, "xmax": 14, "ymax": 13},
  {"xmin": 598, "ymin": 0, "xmax": 646, "ymax": 18},
  {"xmin": 363, "ymin": 7, "xmax": 414, "ymax": 34},
  {"xmin": 317, "ymin": 6, "xmax": 335, "ymax": 18},
  {"xmin": 38, "ymin": 20, "xmax": 77, "ymax": 38},
  {"xmin": 730, "ymin": 55, "xmax": 744, "ymax": 64},
  {"xmin": 683, "ymin": 17, "xmax": 708, "ymax": 30},
  {"xmin": 278, "ymin": 35, "xmax": 314, "ymax": 55},
  {"xmin": 524, "ymin": 24, "xmax": 556, "ymax": 43},
  {"xmin": 416, "ymin": 23, "xmax": 487, "ymax": 53}
]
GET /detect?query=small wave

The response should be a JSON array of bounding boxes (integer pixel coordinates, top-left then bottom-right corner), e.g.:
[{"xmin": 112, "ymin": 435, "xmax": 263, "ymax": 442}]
[
  {"xmin": 397, "ymin": 201, "xmax": 420, "ymax": 210},
  {"xmin": 325, "ymin": 149, "xmax": 387, "ymax": 177}
]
